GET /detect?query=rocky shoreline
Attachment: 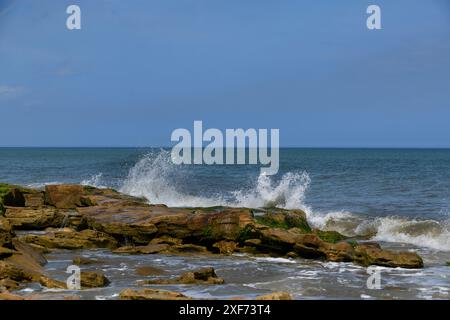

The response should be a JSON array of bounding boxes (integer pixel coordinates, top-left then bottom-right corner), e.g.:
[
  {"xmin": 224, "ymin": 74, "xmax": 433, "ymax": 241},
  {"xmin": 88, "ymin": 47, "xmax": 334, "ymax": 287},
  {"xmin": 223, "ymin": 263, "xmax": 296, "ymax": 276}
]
[{"xmin": 0, "ymin": 183, "xmax": 424, "ymax": 300}]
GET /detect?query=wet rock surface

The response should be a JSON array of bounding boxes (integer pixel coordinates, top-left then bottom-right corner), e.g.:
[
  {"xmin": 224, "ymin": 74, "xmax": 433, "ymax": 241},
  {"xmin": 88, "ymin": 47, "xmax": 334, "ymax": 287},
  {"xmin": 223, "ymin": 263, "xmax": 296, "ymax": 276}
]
[
  {"xmin": 0, "ymin": 183, "xmax": 427, "ymax": 299},
  {"xmin": 139, "ymin": 267, "xmax": 224, "ymax": 285}
]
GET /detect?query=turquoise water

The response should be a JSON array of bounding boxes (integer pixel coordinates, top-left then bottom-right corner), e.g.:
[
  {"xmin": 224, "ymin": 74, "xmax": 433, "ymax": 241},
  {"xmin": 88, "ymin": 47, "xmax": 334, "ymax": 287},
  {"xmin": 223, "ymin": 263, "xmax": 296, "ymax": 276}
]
[{"xmin": 0, "ymin": 147, "xmax": 449, "ymax": 251}]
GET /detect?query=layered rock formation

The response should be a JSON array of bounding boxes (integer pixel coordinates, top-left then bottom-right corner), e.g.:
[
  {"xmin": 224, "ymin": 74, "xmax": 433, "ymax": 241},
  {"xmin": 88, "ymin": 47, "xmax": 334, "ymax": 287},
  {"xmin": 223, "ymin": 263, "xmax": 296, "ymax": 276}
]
[{"xmin": 0, "ymin": 183, "xmax": 424, "ymax": 299}]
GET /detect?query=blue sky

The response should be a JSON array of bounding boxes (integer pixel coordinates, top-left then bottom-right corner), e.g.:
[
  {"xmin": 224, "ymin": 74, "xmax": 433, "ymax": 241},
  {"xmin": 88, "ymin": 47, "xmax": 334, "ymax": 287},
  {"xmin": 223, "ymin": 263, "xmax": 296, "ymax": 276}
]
[{"xmin": 1, "ymin": 0, "xmax": 449, "ymax": 147}]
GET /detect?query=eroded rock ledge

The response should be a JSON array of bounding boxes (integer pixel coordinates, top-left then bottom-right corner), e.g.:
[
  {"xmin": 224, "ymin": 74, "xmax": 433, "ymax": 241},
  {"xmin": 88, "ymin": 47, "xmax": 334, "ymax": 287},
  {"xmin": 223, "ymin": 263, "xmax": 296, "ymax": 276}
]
[{"xmin": 0, "ymin": 183, "xmax": 424, "ymax": 297}]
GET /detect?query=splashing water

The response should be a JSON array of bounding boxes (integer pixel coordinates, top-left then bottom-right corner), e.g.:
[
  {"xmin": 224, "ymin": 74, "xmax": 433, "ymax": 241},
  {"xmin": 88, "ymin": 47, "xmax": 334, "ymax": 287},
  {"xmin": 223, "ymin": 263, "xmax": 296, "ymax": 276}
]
[
  {"xmin": 112, "ymin": 150, "xmax": 450, "ymax": 252},
  {"xmin": 81, "ymin": 173, "xmax": 106, "ymax": 188},
  {"xmin": 119, "ymin": 150, "xmax": 312, "ymax": 210},
  {"xmin": 231, "ymin": 171, "xmax": 311, "ymax": 210}
]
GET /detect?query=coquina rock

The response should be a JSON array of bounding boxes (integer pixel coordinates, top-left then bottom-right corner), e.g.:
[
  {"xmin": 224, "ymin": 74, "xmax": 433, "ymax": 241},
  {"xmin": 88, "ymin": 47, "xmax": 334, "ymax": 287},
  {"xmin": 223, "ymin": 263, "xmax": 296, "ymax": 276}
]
[
  {"xmin": 0, "ymin": 217, "xmax": 13, "ymax": 248},
  {"xmin": 255, "ymin": 292, "xmax": 293, "ymax": 300},
  {"xmin": 212, "ymin": 240, "xmax": 238, "ymax": 254},
  {"xmin": 39, "ymin": 276, "xmax": 67, "ymax": 289},
  {"xmin": 44, "ymin": 185, "xmax": 86, "ymax": 209},
  {"xmin": 120, "ymin": 288, "xmax": 191, "ymax": 300},
  {"xmin": 353, "ymin": 243, "xmax": 424, "ymax": 268},
  {"xmin": 19, "ymin": 229, "xmax": 118, "ymax": 250},
  {"xmin": 0, "ymin": 183, "xmax": 426, "ymax": 270},
  {"xmin": 4, "ymin": 207, "xmax": 65, "ymax": 230},
  {"xmin": 80, "ymin": 271, "xmax": 110, "ymax": 288},
  {"xmin": 140, "ymin": 267, "xmax": 224, "ymax": 285}
]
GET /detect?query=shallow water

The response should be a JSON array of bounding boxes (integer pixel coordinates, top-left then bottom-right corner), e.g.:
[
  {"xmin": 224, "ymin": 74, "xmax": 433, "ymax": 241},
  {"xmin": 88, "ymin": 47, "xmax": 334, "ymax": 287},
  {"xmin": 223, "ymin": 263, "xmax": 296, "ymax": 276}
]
[{"xmin": 13, "ymin": 245, "xmax": 449, "ymax": 300}]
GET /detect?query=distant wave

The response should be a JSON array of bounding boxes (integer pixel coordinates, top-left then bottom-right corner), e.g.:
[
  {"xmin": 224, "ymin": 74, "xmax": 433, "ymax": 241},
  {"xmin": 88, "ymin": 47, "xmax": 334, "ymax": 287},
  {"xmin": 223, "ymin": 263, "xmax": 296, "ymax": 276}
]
[
  {"xmin": 309, "ymin": 210, "xmax": 450, "ymax": 252},
  {"xmin": 80, "ymin": 150, "xmax": 450, "ymax": 252}
]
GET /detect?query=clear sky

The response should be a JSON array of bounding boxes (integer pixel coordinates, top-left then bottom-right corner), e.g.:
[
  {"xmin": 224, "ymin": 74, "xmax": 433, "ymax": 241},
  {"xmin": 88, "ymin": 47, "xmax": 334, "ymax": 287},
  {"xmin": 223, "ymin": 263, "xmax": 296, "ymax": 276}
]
[{"xmin": 1, "ymin": 0, "xmax": 449, "ymax": 147}]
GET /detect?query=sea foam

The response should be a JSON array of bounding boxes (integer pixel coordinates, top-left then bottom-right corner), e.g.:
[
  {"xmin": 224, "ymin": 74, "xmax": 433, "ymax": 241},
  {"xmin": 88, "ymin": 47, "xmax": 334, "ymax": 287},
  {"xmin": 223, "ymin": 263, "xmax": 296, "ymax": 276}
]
[{"xmin": 91, "ymin": 150, "xmax": 450, "ymax": 252}]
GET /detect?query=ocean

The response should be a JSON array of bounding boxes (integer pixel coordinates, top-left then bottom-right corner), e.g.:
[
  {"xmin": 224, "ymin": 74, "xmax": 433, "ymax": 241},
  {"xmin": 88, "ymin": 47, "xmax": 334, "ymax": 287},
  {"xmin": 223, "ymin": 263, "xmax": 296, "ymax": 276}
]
[{"xmin": 1, "ymin": 147, "xmax": 449, "ymax": 299}]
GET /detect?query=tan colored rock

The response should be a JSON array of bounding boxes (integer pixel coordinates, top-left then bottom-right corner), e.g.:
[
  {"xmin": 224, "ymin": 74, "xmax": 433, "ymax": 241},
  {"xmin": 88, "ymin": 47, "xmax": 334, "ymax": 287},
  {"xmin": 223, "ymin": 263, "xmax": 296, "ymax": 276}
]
[
  {"xmin": 0, "ymin": 278, "xmax": 20, "ymax": 291},
  {"xmin": 255, "ymin": 292, "xmax": 292, "ymax": 300},
  {"xmin": 0, "ymin": 216, "xmax": 13, "ymax": 248},
  {"xmin": 23, "ymin": 192, "xmax": 45, "ymax": 208},
  {"xmin": 135, "ymin": 266, "xmax": 166, "ymax": 276},
  {"xmin": 0, "ymin": 261, "xmax": 31, "ymax": 282},
  {"xmin": 80, "ymin": 271, "xmax": 110, "ymax": 288},
  {"xmin": 113, "ymin": 243, "xmax": 169, "ymax": 254},
  {"xmin": 72, "ymin": 257, "xmax": 98, "ymax": 265},
  {"xmin": 19, "ymin": 229, "xmax": 118, "ymax": 250},
  {"xmin": 244, "ymin": 238, "xmax": 262, "ymax": 246},
  {"xmin": 120, "ymin": 288, "xmax": 191, "ymax": 300},
  {"xmin": 213, "ymin": 240, "xmax": 238, "ymax": 254},
  {"xmin": 293, "ymin": 234, "xmax": 327, "ymax": 259},
  {"xmin": 141, "ymin": 267, "xmax": 224, "ymax": 285},
  {"xmin": 353, "ymin": 244, "xmax": 424, "ymax": 268},
  {"xmin": 0, "ymin": 247, "xmax": 14, "ymax": 259},
  {"xmin": 39, "ymin": 276, "xmax": 67, "ymax": 289},
  {"xmin": 44, "ymin": 185, "xmax": 85, "ymax": 209},
  {"xmin": 162, "ymin": 244, "xmax": 209, "ymax": 255},
  {"xmin": 257, "ymin": 227, "xmax": 301, "ymax": 253},
  {"xmin": 0, "ymin": 291, "xmax": 26, "ymax": 300},
  {"xmin": 2, "ymin": 240, "xmax": 46, "ymax": 282},
  {"xmin": 4, "ymin": 207, "xmax": 64, "ymax": 230},
  {"xmin": 79, "ymin": 204, "xmax": 253, "ymax": 245},
  {"xmin": 149, "ymin": 236, "xmax": 182, "ymax": 246},
  {"xmin": 323, "ymin": 242, "xmax": 354, "ymax": 262},
  {"xmin": 77, "ymin": 204, "xmax": 157, "ymax": 245}
]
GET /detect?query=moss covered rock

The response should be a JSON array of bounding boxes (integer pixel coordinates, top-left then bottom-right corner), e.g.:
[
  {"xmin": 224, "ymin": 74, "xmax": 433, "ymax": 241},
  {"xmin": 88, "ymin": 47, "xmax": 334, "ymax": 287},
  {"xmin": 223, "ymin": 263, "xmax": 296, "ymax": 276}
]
[
  {"xmin": 314, "ymin": 230, "xmax": 347, "ymax": 243},
  {"xmin": 255, "ymin": 209, "xmax": 311, "ymax": 233}
]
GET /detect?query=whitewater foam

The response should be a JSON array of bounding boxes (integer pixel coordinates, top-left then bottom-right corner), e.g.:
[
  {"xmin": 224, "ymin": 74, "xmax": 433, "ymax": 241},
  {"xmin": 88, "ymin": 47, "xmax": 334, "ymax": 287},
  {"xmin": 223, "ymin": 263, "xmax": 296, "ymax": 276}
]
[
  {"xmin": 116, "ymin": 151, "xmax": 450, "ymax": 252},
  {"xmin": 119, "ymin": 150, "xmax": 312, "ymax": 210},
  {"xmin": 81, "ymin": 173, "xmax": 107, "ymax": 189}
]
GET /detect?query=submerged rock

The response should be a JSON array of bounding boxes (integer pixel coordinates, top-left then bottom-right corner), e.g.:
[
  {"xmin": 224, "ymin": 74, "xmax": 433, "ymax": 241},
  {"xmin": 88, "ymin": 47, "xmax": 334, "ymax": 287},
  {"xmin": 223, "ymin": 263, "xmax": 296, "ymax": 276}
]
[
  {"xmin": 255, "ymin": 292, "xmax": 292, "ymax": 300},
  {"xmin": 113, "ymin": 243, "xmax": 169, "ymax": 254},
  {"xmin": 135, "ymin": 266, "xmax": 166, "ymax": 276},
  {"xmin": 80, "ymin": 271, "xmax": 110, "ymax": 288},
  {"xmin": 120, "ymin": 288, "xmax": 191, "ymax": 300},
  {"xmin": 139, "ymin": 267, "xmax": 224, "ymax": 285},
  {"xmin": 163, "ymin": 244, "xmax": 210, "ymax": 255},
  {"xmin": 72, "ymin": 257, "xmax": 99, "ymax": 265},
  {"xmin": 39, "ymin": 276, "xmax": 67, "ymax": 289}
]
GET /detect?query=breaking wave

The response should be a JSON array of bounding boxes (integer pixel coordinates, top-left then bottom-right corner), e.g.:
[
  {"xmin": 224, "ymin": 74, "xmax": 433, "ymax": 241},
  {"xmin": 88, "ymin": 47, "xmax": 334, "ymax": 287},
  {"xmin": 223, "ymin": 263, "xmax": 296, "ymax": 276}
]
[
  {"xmin": 114, "ymin": 151, "xmax": 450, "ymax": 251},
  {"xmin": 81, "ymin": 173, "xmax": 107, "ymax": 189},
  {"xmin": 309, "ymin": 210, "xmax": 450, "ymax": 251},
  {"xmin": 119, "ymin": 150, "xmax": 311, "ymax": 210}
]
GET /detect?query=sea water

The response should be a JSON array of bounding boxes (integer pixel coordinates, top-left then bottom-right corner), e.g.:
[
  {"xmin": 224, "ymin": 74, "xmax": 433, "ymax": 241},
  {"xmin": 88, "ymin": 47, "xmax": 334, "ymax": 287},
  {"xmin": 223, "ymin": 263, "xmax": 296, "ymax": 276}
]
[{"xmin": 1, "ymin": 147, "xmax": 449, "ymax": 299}]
